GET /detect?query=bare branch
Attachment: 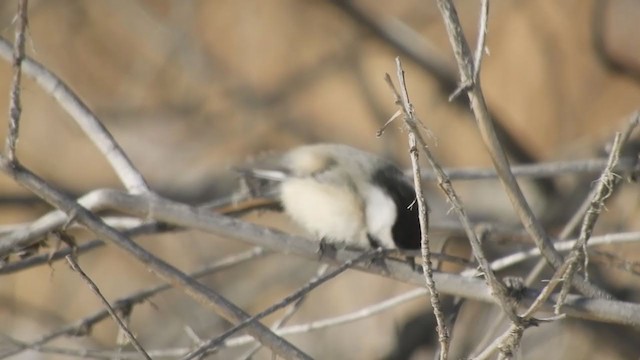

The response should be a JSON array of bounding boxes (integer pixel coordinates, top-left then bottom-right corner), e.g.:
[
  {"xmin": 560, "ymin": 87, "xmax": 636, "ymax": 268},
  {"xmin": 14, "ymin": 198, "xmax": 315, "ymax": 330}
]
[
  {"xmin": 388, "ymin": 58, "xmax": 450, "ymax": 358},
  {"xmin": 328, "ymin": 0, "xmax": 545, "ymax": 183},
  {"xmin": 388, "ymin": 61, "xmax": 521, "ymax": 330},
  {"xmin": 434, "ymin": 0, "xmax": 608, "ymax": 298},
  {"xmin": 6, "ymin": 187, "xmax": 636, "ymax": 326},
  {"xmin": 0, "ymin": 189, "xmax": 128, "ymax": 257},
  {"xmin": 473, "ymin": 0, "xmax": 490, "ymax": 82},
  {"xmin": 239, "ymin": 264, "xmax": 330, "ymax": 360},
  {"xmin": 480, "ymin": 117, "xmax": 639, "ymax": 357},
  {"xmin": 4, "ymin": 0, "xmax": 28, "ymax": 161},
  {"xmin": 5, "ymin": 287, "xmax": 429, "ymax": 359},
  {"xmin": 469, "ymin": 231, "xmax": 640, "ymax": 275},
  {"xmin": 2, "ymin": 155, "xmax": 637, "ymax": 259},
  {"xmin": 0, "ymin": 157, "xmax": 311, "ymax": 360},
  {"xmin": 183, "ymin": 249, "xmax": 382, "ymax": 360},
  {"xmin": 0, "ymin": 37, "xmax": 150, "ymax": 194},
  {"xmin": 556, "ymin": 116, "xmax": 638, "ymax": 310},
  {"xmin": 418, "ymin": 157, "xmax": 638, "ymax": 181},
  {"xmin": 224, "ymin": 287, "xmax": 427, "ymax": 348},
  {"xmin": 0, "ymin": 247, "xmax": 266, "ymax": 359},
  {"xmin": 64, "ymin": 251, "xmax": 151, "ymax": 360}
]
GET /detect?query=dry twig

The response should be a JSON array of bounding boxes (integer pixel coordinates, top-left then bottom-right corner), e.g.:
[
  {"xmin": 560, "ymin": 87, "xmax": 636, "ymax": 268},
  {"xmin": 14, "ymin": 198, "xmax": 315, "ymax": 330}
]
[
  {"xmin": 4, "ymin": 0, "xmax": 28, "ymax": 161},
  {"xmin": 64, "ymin": 250, "xmax": 151, "ymax": 360},
  {"xmin": 238, "ymin": 264, "xmax": 330, "ymax": 360},
  {"xmin": 183, "ymin": 249, "xmax": 382, "ymax": 359},
  {"xmin": 0, "ymin": 37, "xmax": 149, "ymax": 194},
  {"xmin": 434, "ymin": 0, "xmax": 608, "ymax": 299},
  {"xmin": 0, "ymin": 158, "xmax": 311, "ymax": 360},
  {"xmin": 477, "ymin": 116, "xmax": 639, "ymax": 358},
  {"xmin": 328, "ymin": 0, "xmax": 545, "ymax": 189},
  {"xmin": 385, "ymin": 58, "xmax": 450, "ymax": 359},
  {"xmin": 0, "ymin": 247, "xmax": 266, "ymax": 359}
]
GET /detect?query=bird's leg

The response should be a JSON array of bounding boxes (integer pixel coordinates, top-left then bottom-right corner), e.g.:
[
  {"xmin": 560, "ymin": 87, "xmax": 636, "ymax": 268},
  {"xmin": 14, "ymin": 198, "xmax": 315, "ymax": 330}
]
[
  {"xmin": 393, "ymin": 249, "xmax": 420, "ymax": 272},
  {"xmin": 316, "ymin": 236, "xmax": 337, "ymax": 259},
  {"xmin": 405, "ymin": 255, "xmax": 419, "ymax": 272},
  {"xmin": 365, "ymin": 235, "xmax": 390, "ymax": 274},
  {"xmin": 371, "ymin": 248, "xmax": 391, "ymax": 275}
]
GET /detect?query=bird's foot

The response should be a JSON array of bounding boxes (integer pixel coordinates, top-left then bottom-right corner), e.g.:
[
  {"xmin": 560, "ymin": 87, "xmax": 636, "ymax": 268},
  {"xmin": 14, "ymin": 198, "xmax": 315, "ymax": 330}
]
[{"xmin": 316, "ymin": 237, "xmax": 337, "ymax": 259}]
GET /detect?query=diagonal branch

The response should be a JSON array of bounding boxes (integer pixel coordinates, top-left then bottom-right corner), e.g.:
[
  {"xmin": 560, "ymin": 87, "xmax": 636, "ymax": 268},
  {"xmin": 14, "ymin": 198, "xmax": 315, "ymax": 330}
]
[
  {"xmin": 182, "ymin": 249, "xmax": 382, "ymax": 360},
  {"xmin": 555, "ymin": 116, "xmax": 638, "ymax": 310},
  {"xmin": 472, "ymin": 0, "xmax": 489, "ymax": 83},
  {"xmin": 434, "ymin": 0, "xmax": 608, "ymax": 298},
  {"xmin": 4, "ymin": 0, "xmax": 28, "ymax": 161},
  {"xmin": 0, "ymin": 247, "xmax": 266, "ymax": 359},
  {"xmin": 387, "ymin": 59, "xmax": 450, "ymax": 359},
  {"xmin": 3, "ymin": 186, "xmax": 639, "ymax": 326},
  {"xmin": 64, "ymin": 252, "xmax": 151, "ymax": 360},
  {"xmin": 15, "ymin": 187, "xmax": 640, "ymax": 325},
  {"xmin": 387, "ymin": 60, "xmax": 520, "ymax": 328},
  {"xmin": 328, "ymin": 0, "xmax": 550, "ymax": 194},
  {"xmin": 0, "ymin": 156, "xmax": 311, "ymax": 360},
  {"xmin": 478, "ymin": 117, "xmax": 638, "ymax": 358},
  {"xmin": 0, "ymin": 37, "xmax": 150, "ymax": 194}
]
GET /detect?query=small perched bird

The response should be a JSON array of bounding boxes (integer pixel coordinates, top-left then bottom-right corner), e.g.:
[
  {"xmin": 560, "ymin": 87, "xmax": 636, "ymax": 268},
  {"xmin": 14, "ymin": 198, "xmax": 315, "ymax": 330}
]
[{"xmin": 241, "ymin": 143, "xmax": 422, "ymax": 250}]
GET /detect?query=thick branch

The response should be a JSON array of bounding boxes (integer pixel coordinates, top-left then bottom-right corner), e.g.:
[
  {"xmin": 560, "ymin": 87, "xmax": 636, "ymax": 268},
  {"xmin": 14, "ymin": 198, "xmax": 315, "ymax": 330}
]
[{"xmin": 19, "ymin": 187, "xmax": 638, "ymax": 326}]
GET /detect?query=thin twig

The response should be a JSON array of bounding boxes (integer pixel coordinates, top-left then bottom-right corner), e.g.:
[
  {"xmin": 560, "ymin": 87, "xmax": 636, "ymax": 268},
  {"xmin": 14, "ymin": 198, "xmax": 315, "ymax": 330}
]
[
  {"xmin": 65, "ymin": 253, "xmax": 151, "ymax": 360},
  {"xmin": 217, "ymin": 287, "xmax": 427, "ymax": 348},
  {"xmin": 0, "ymin": 189, "xmax": 141, "ymax": 258},
  {"xmin": 467, "ymin": 231, "xmax": 640, "ymax": 276},
  {"xmin": 386, "ymin": 63, "xmax": 520, "ymax": 327},
  {"xmin": 449, "ymin": 0, "xmax": 490, "ymax": 101},
  {"xmin": 4, "ymin": 287, "xmax": 429, "ymax": 360},
  {"xmin": 0, "ymin": 157, "xmax": 311, "ymax": 360},
  {"xmin": 187, "ymin": 286, "xmax": 425, "ymax": 357},
  {"xmin": 388, "ymin": 58, "xmax": 450, "ymax": 359},
  {"xmin": 418, "ymin": 157, "xmax": 638, "ymax": 181},
  {"xmin": 434, "ymin": 0, "xmax": 608, "ymax": 298},
  {"xmin": 328, "ymin": 0, "xmax": 545, "ymax": 185},
  {"xmin": 239, "ymin": 264, "xmax": 330, "ymax": 360},
  {"xmin": 483, "ymin": 118, "xmax": 638, "ymax": 357},
  {"xmin": 507, "ymin": 121, "xmax": 638, "ymax": 287},
  {"xmin": 555, "ymin": 116, "xmax": 638, "ymax": 311},
  {"xmin": 182, "ymin": 248, "xmax": 382, "ymax": 360},
  {"xmin": 473, "ymin": 0, "xmax": 489, "ymax": 83},
  {"xmin": 4, "ymin": 0, "xmax": 28, "ymax": 161},
  {"xmin": 0, "ymin": 247, "xmax": 266, "ymax": 359}
]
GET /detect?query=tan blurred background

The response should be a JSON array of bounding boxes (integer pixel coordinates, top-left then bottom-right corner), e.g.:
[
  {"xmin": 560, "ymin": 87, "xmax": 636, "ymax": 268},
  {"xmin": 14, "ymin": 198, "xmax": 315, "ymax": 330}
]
[{"xmin": 1, "ymin": 0, "xmax": 640, "ymax": 359}]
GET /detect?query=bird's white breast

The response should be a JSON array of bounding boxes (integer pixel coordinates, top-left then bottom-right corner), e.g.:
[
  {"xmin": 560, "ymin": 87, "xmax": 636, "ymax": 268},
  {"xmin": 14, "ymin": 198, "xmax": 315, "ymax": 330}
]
[{"xmin": 280, "ymin": 177, "xmax": 369, "ymax": 247}]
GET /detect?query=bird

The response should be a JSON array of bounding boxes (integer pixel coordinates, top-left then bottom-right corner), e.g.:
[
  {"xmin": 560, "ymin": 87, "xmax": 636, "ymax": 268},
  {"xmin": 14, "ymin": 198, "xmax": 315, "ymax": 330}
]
[{"xmin": 239, "ymin": 143, "xmax": 423, "ymax": 251}]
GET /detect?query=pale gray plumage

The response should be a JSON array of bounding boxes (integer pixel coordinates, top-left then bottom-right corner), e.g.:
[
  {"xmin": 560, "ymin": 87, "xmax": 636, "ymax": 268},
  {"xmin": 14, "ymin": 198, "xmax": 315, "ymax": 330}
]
[{"xmin": 247, "ymin": 144, "xmax": 421, "ymax": 250}]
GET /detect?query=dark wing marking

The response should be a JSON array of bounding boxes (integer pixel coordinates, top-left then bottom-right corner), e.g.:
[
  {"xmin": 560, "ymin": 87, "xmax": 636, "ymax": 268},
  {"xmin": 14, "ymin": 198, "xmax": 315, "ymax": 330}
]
[{"xmin": 371, "ymin": 165, "xmax": 422, "ymax": 249}]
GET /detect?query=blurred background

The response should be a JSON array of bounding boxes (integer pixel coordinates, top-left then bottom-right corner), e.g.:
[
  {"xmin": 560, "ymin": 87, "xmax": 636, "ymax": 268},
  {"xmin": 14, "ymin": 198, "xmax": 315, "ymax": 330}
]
[{"xmin": 1, "ymin": 0, "xmax": 640, "ymax": 359}]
